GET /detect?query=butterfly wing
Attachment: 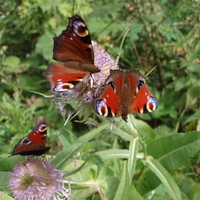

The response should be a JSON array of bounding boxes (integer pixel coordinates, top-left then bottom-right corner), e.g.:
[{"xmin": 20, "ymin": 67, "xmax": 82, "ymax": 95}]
[
  {"xmin": 53, "ymin": 15, "xmax": 94, "ymax": 65},
  {"xmin": 126, "ymin": 70, "xmax": 158, "ymax": 115},
  {"xmin": 43, "ymin": 15, "xmax": 100, "ymax": 93},
  {"xmin": 11, "ymin": 123, "xmax": 50, "ymax": 156},
  {"xmin": 94, "ymin": 70, "xmax": 124, "ymax": 118},
  {"xmin": 43, "ymin": 63, "xmax": 89, "ymax": 93}
]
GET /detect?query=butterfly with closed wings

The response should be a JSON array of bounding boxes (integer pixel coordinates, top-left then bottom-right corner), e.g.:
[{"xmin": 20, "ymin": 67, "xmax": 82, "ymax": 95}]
[
  {"xmin": 11, "ymin": 123, "xmax": 50, "ymax": 156},
  {"xmin": 43, "ymin": 15, "xmax": 100, "ymax": 93}
]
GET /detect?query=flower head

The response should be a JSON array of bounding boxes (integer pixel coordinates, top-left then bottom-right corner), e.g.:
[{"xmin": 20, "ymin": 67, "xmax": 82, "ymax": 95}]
[
  {"xmin": 9, "ymin": 157, "xmax": 70, "ymax": 200},
  {"xmin": 91, "ymin": 41, "xmax": 118, "ymax": 92}
]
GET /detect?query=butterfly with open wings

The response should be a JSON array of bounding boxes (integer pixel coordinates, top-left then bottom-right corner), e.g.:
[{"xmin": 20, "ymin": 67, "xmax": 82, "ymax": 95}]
[{"xmin": 94, "ymin": 69, "xmax": 158, "ymax": 121}]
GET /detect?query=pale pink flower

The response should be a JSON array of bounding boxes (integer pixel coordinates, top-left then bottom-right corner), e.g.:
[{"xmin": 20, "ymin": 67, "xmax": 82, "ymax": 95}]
[{"xmin": 9, "ymin": 157, "xmax": 70, "ymax": 200}]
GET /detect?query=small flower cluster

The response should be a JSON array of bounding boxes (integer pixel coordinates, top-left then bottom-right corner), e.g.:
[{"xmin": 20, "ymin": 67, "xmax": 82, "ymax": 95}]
[{"xmin": 9, "ymin": 157, "xmax": 71, "ymax": 200}]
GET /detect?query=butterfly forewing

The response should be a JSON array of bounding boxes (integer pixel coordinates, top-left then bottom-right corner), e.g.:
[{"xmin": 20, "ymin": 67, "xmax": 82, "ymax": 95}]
[{"xmin": 53, "ymin": 15, "xmax": 94, "ymax": 65}]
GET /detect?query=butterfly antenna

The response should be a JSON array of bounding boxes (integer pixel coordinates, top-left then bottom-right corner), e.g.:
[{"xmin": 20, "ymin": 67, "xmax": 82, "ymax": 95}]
[
  {"xmin": 114, "ymin": 26, "xmax": 130, "ymax": 68},
  {"xmin": 144, "ymin": 66, "xmax": 157, "ymax": 77}
]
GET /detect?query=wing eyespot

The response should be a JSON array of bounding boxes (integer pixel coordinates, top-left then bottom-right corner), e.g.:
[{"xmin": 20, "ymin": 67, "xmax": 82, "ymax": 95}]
[
  {"xmin": 137, "ymin": 80, "xmax": 145, "ymax": 90},
  {"xmin": 22, "ymin": 138, "xmax": 32, "ymax": 145},
  {"xmin": 38, "ymin": 124, "xmax": 47, "ymax": 133}
]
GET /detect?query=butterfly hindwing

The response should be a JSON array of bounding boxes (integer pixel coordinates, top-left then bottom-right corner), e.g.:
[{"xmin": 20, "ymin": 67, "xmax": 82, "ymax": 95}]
[
  {"xmin": 11, "ymin": 123, "xmax": 50, "ymax": 156},
  {"xmin": 43, "ymin": 63, "xmax": 88, "ymax": 93},
  {"xmin": 94, "ymin": 70, "xmax": 124, "ymax": 118},
  {"xmin": 53, "ymin": 15, "xmax": 94, "ymax": 64}
]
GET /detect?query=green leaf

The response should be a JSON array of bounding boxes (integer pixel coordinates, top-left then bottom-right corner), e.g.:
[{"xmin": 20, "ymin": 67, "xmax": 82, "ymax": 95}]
[
  {"xmin": 65, "ymin": 161, "xmax": 86, "ymax": 177},
  {"xmin": 18, "ymin": 75, "xmax": 43, "ymax": 91},
  {"xmin": 128, "ymin": 137, "xmax": 139, "ymax": 181},
  {"xmin": 176, "ymin": 174, "xmax": 200, "ymax": 200},
  {"xmin": 67, "ymin": 162, "xmax": 98, "ymax": 183},
  {"xmin": 35, "ymin": 31, "xmax": 54, "ymax": 60},
  {"xmin": 53, "ymin": 123, "xmax": 108, "ymax": 169},
  {"xmin": 96, "ymin": 149, "xmax": 129, "ymax": 160},
  {"xmin": 189, "ymin": 42, "xmax": 200, "ymax": 61},
  {"xmin": 112, "ymin": 139, "xmax": 124, "ymax": 176},
  {"xmin": 77, "ymin": 123, "xmax": 109, "ymax": 143},
  {"xmin": 68, "ymin": 163, "xmax": 99, "ymax": 200},
  {"xmin": 98, "ymin": 167, "xmax": 119, "ymax": 199},
  {"xmin": 114, "ymin": 162, "xmax": 143, "ymax": 200},
  {"xmin": 0, "ymin": 156, "xmax": 23, "ymax": 171},
  {"xmin": 4, "ymin": 56, "xmax": 21, "ymax": 73},
  {"xmin": 128, "ymin": 115, "xmax": 157, "ymax": 144},
  {"xmin": 183, "ymin": 110, "xmax": 200, "ymax": 124},
  {"xmin": 0, "ymin": 191, "xmax": 14, "ymax": 200},
  {"xmin": 147, "ymin": 132, "xmax": 200, "ymax": 172},
  {"xmin": 137, "ymin": 132, "xmax": 200, "ymax": 195},
  {"xmin": 52, "ymin": 143, "xmax": 83, "ymax": 169},
  {"xmin": 0, "ymin": 172, "xmax": 10, "ymax": 190},
  {"xmin": 146, "ymin": 157, "xmax": 181, "ymax": 200}
]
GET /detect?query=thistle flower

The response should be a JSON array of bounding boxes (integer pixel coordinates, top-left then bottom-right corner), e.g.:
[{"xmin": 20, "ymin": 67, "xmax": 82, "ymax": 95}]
[
  {"xmin": 9, "ymin": 157, "xmax": 70, "ymax": 200},
  {"xmin": 91, "ymin": 41, "xmax": 118, "ymax": 93}
]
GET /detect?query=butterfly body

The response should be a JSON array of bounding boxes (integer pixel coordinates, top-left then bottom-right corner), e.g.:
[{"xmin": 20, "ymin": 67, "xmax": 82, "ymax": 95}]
[
  {"xmin": 11, "ymin": 123, "xmax": 50, "ymax": 156},
  {"xmin": 43, "ymin": 15, "xmax": 99, "ymax": 93},
  {"xmin": 95, "ymin": 69, "xmax": 158, "ymax": 121}
]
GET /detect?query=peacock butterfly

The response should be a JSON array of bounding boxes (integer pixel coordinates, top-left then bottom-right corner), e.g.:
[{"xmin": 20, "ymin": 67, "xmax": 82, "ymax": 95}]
[
  {"xmin": 11, "ymin": 123, "xmax": 50, "ymax": 156},
  {"xmin": 43, "ymin": 15, "xmax": 100, "ymax": 93},
  {"xmin": 94, "ymin": 69, "xmax": 158, "ymax": 121}
]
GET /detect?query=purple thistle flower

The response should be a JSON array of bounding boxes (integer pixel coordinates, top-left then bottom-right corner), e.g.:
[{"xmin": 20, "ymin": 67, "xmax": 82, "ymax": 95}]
[
  {"xmin": 9, "ymin": 157, "xmax": 70, "ymax": 200},
  {"xmin": 91, "ymin": 41, "xmax": 119, "ymax": 91}
]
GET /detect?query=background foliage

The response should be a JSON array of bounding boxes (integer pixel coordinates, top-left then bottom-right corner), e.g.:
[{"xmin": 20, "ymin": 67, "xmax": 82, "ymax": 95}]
[{"xmin": 0, "ymin": 0, "xmax": 200, "ymax": 199}]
